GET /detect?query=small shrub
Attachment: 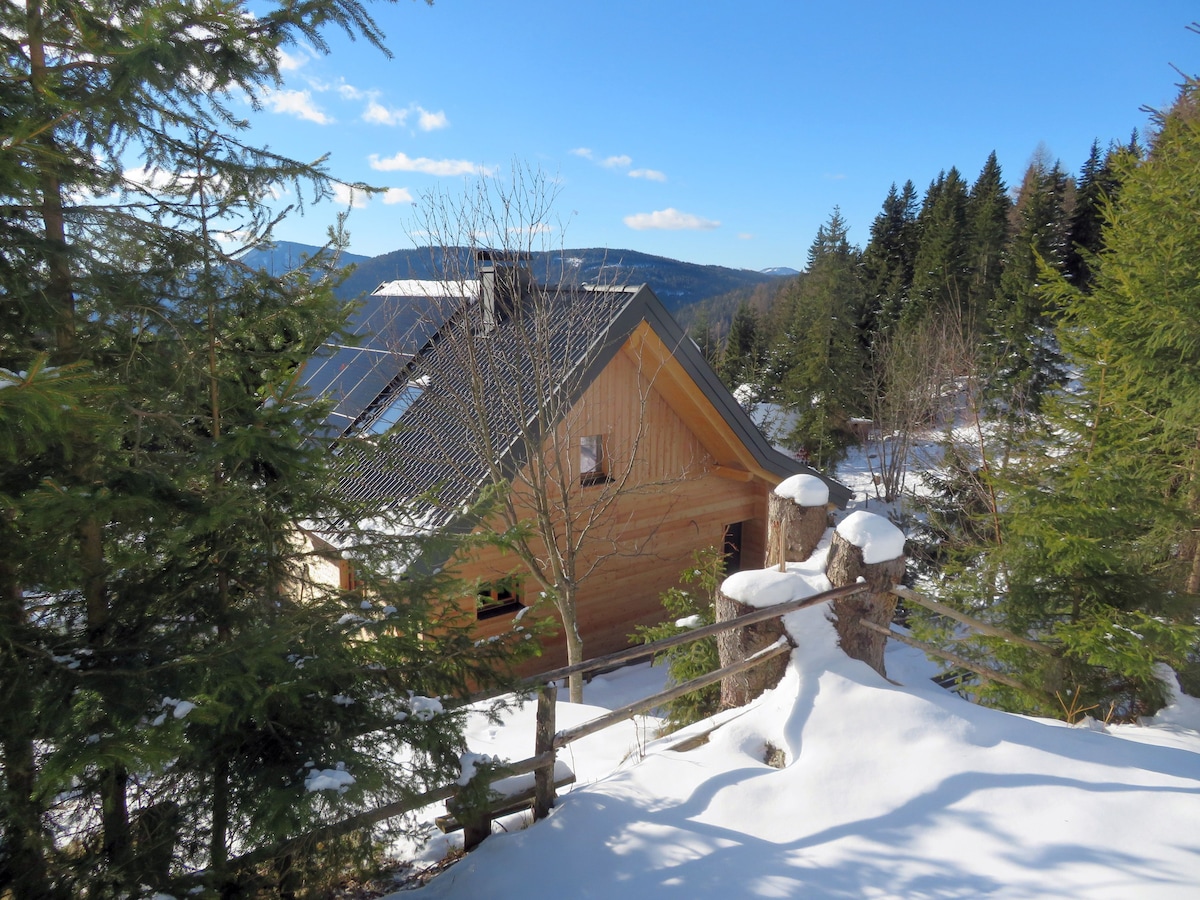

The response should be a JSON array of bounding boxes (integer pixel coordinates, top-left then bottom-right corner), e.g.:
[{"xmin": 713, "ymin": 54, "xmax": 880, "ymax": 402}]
[{"xmin": 632, "ymin": 548, "xmax": 725, "ymax": 732}]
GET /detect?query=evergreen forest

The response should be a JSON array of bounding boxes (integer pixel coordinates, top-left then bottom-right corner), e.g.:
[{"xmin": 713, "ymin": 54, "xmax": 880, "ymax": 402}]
[{"xmin": 693, "ymin": 80, "xmax": 1200, "ymax": 724}]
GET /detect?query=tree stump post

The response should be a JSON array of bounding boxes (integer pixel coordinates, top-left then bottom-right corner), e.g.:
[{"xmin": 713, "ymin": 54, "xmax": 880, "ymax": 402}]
[
  {"xmin": 716, "ymin": 573, "xmax": 794, "ymax": 708},
  {"xmin": 765, "ymin": 474, "xmax": 831, "ymax": 569},
  {"xmin": 825, "ymin": 511, "xmax": 906, "ymax": 678}
]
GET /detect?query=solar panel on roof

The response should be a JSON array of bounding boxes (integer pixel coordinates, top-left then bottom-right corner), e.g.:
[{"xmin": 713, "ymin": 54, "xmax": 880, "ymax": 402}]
[{"xmin": 297, "ymin": 286, "xmax": 468, "ymax": 437}]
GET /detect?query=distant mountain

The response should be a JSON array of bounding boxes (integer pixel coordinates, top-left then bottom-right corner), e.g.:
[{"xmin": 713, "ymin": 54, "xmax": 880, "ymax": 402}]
[
  {"xmin": 761, "ymin": 266, "xmax": 800, "ymax": 277},
  {"xmin": 237, "ymin": 240, "xmax": 371, "ymax": 275},
  {"xmin": 245, "ymin": 242, "xmax": 789, "ymax": 314}
]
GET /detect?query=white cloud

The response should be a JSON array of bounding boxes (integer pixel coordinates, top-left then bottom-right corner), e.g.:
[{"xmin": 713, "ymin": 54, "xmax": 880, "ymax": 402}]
[
  {"xmin": 417, "ymin": 107, "xmax": 448, "ymax": 131},
  {"xmin": 629, "ymin": 168, "xmax": 667, "ymax": 182},
  {"xmin": 570, "ymin": 147, "xmax": 594, "ymax": 159},
  {"xmin": 276, "ymin": 46, "xmax": 313, "ymax": 72},
  {"xmin": 364, "ymin": 99, "xmax": 408, "ymax": 126},
  {"xmin": 623, "ymin": 208, "xmax": 720, "ymax": 231},
  {"xmin": 333, "ymin": 183, "xmax": 368, "ymax": 208},
  {"xmin": 264, "ymin": 88, "xmax": 331, "ymax": 124},
  {"xmin": 382, "ymin": 187, "xmax": 414, "ymax": 205},
  {"xmin": 337, "ymin": 81, "xmax": 366, "ymax": 101},
  {"xmin": 738, "ymin": 232, "xmax": 755, "ymax": 240},
  {"xmin": 601, "ymin": 154, "xmax": 632, "ymax": 169},
  {"xmin": 368, "ymin": 152, "xmax": 495, "ymax": 177}
]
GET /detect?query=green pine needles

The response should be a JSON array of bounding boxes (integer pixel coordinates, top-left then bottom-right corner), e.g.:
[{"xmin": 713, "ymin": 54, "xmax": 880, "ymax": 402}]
[{"xmin": 632, "ymin": 548, "xmax": 726, "ymax": 733}]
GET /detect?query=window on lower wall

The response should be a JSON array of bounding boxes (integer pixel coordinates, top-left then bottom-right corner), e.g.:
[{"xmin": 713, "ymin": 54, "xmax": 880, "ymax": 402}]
[
  {"xmin": 477, "ymin": 580, "xmax": 524, "ymax": 620},
  {"xmin": 580, "ymin": 434, "xmax": 609, "ymax": 486}
]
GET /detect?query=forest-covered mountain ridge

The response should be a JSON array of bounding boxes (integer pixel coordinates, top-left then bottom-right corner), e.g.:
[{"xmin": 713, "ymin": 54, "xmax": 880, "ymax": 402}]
[{"xmin": 239, "ymin": 241, "xmax": 791, "ymax": 313}]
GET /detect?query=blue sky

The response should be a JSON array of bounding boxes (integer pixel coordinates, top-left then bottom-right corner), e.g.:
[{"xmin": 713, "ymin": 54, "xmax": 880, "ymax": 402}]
[{"xmin": 249, "ymin": 1, "xmax": 1198, "ymax": 271}]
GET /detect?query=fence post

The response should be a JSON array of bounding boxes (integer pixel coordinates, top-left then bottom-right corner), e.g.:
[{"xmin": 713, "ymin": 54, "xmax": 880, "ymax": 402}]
[
  {"xmin": 765, "ymin": 474, "xmax": 831, "ymax": 569},
  {"xmin": 532, "ymin": 683, "xmax": 558, "ymax": 821},
  {"xmin": 716, "ymin": 583, "xmax": 793, "ymax": 708},
  {"xmin": 826, "ymin": 511, "xmax": 906, "ymax": 678}
]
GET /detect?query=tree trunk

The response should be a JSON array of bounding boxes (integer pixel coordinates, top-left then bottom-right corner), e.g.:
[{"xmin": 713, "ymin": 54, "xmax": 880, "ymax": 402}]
[
  {"xmin": 825, "ymin": 530, "xmax": 905, "ymax": 678},
  {"xmin": 0, "ymin": 565, "xmax": 60, "ymax": 899},
  {"xmin": 765, "ymin": 491, "xmax": 828, "ymax": 568},
  {"xmin": 560, "ymin": 592, "xmax": 585, "ymax": 703},
  {"xmin": 715, "ymin": 588, "xmax": 792, "ymax": 707}
]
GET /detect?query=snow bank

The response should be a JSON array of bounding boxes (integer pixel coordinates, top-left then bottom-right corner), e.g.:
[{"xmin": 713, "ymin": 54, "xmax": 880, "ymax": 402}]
[
  {"xmin": 398, "ymin": 600, "xmax": 1200, "ymax": 900},
  {"xmin": 835, "ymin": 509, "xmax": 904, "ymax": 564}
]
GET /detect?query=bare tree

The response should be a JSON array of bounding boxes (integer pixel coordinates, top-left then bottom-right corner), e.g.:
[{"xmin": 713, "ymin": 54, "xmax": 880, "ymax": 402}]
[
  {"xmin": 362, "ymin": 166, "xmax": 699, "ymax": 702},
  {"xmin": 863, "ymin": 318, "xmax": 963, "ymax": 504}
]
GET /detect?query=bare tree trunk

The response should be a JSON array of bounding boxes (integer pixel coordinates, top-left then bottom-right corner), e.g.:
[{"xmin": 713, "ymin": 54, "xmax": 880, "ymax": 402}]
[{"xmin": 561, "ymin": 595, "xmax": 585, "ymax": 703}]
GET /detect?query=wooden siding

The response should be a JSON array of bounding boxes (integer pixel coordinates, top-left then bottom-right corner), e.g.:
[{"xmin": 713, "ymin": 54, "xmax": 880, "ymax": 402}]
[{"xmin": 446, "ymin": 334, "xmax": 780, "ymax": 674}]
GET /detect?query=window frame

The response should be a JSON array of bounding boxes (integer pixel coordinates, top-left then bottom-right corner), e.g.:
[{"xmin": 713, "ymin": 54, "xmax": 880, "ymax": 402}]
[
  {"xmin": 476, "ymin": 579, "xmax": 524, "ymax": 620},
  {"xmin": 579, "ymin": 433, "xmax": 610, "ymax": 487}
]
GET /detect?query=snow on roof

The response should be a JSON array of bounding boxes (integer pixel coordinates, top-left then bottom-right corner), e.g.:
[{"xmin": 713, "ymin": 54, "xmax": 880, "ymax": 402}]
[
  {"xmin": 774, "ymin": 473, "xmax": 829, "ymax": 507},
  {"xmin": 835, "ymin": 509, "xmax": 905, "ymax": 564},
  {"xmin": 372, "ymin": 279, "xmax": 478, "ymax": 299}
]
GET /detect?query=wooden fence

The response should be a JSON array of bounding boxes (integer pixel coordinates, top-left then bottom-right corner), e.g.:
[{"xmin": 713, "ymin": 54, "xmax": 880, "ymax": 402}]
[
  {"xmin": 223, "ymin": 578, "xmax": 1057, "ymax": 880},
  {"xmin": 224, "ymin": 581, "xmax": 870, "ymax": 877}
]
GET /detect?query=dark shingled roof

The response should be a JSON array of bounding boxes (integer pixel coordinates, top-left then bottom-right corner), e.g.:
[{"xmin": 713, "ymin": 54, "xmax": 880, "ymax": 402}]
[{"xmin": 305, "ymin": 266, "xmax": 851, "ymax": 533}]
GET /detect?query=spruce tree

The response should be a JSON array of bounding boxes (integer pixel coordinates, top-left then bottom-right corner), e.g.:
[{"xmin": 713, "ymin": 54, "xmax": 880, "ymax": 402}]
[
  {"xmin": 776, "ymin": 209, "xmax": 865, "ymax": 466},
  {"xmin": 858, "ymin": 180, "xmax": 919, "ymax": 342},
  {"xmin": 940, "ymin": 83, "xmax": 1200, "ymax": 719},
  {"xmin": 720, "ymin": 301, "xmax": 763, "ymax": 389},
  {"xmin": 907, "ymin": 168, "xmax": 971, "ymax": 327},
  {"xmin": 0, "ymin": 1, "xmax": 518, "ymax": 895},
  {"xmin": 964, "ymin": 152, "xmax": 1011, "ymax": 332},
  {"xmin": 988, "ymin": 154, "xmax": 1073, "ymax": 417},
  {"xmin": 1064, "ymin": 138, "xmax": 1137, "ymax": 291}
]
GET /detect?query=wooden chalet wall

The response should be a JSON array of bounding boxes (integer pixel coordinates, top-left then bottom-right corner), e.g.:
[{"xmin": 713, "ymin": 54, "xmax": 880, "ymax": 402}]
[{"xmin": 451, "ymin": 327, "xmax": 777, "ymax": 674}]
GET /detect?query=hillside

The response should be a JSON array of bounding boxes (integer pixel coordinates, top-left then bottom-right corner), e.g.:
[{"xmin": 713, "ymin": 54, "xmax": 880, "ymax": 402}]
[
  {"xmin": 245, "ymin": 242, "xmax": 787, "ymax": 314},
  {"xmin": 370, "ymin": 442, "xmax": 1200, "ymax": 899},
  {"xmin": 388, "ymin": 544, "xmax": 1200, "ymax": 900}
]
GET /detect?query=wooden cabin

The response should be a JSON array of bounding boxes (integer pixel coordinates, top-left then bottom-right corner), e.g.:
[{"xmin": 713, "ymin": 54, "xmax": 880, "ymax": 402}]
[{"xmin": 301, "ymin": 253, "xmax": 850, "ymax": 672}]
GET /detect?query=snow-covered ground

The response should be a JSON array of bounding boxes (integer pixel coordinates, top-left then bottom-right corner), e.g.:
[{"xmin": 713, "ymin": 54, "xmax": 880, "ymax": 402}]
[
  {"xmin": 389, "ymin": 567, "xmax": 1200, "ymax": 898},
  {"xmin": 383, "ymin": 432, "xmax": 1200, "ymax": 898}
]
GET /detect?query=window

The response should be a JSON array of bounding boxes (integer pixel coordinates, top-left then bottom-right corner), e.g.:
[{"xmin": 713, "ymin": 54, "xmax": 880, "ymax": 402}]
[
  {"xmin": 364, "ymin": 381, "xmax": 425, "ymax": 436},
  {"xmin": 477, "ymin": 580, "xmax": 524, "ymax": 620},
  {"xmin": 580, "ymin": 434, "xmax": 608, "ymax": 486}
]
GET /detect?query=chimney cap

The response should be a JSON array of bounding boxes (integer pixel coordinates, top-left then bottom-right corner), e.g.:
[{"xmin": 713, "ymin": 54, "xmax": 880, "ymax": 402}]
[{"xmin": 475, "ymin": 248, "xmax": 530, "ymax": 268}]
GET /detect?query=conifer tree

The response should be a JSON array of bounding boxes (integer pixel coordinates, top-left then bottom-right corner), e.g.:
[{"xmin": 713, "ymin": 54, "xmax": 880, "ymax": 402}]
[
  {"xmin": 907, "ymin": 168, "xmax": 971, "ymax": 327},
  {"xmin": 720, "ymin": 301, "xmax": 763, "ymax": 389},
  {"xmin": 988, "ymin": 154, "xmax": 1074, "ymax": 416},
  {"xmin": 938, "ymin": 82, "xmax": 1200, "ymax": 719},
  {"xmin": 0, "ymin": 2, "xmax": 517, "ymax": 895},
  {"xmin": 776, "ymin": 209, "xmax": 865, "ymax": 466},
  {"xmin": 858, "ymin": 180, "xmax": 919, "ymax": 342},
  {"xmin": 964, "ymin": 152, "xmax": 1011, "ymax": 331},
  {"xmin": 1064, "ymin": 138, "xmax": 1137, "ymax": 291}
]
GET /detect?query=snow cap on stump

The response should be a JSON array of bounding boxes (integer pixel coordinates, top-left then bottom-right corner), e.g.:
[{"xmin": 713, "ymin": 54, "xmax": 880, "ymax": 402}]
[
  {"xmin": 835, "ymin": 511, "xmax": 904, "ymax": 565},
  {"xmin": 774, "ymin": 473, "xmax": 829, "ymax": 507}
]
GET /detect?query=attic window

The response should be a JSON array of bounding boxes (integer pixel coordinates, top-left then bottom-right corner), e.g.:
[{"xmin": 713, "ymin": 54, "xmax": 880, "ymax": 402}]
[
  {"xmin": 580, "ymin": 434, "xmax": 609, "ymax": 486},
  {"xmin": 477, "ymin": 580, "xmax": 523, "ymax": 620},
  {"xmin": 364, "ymin": 381, "xmax": 425, "ymax": 436}
]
